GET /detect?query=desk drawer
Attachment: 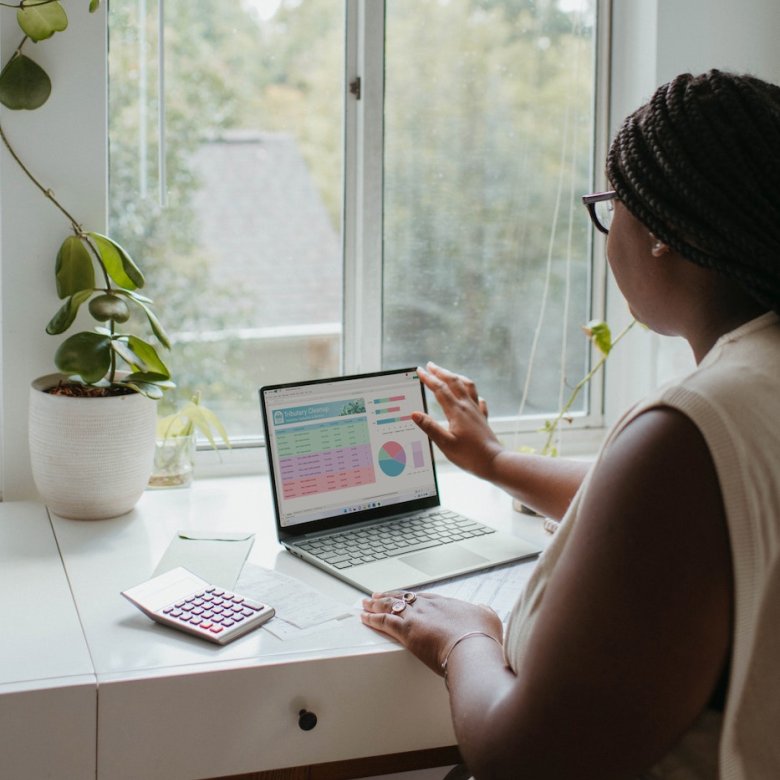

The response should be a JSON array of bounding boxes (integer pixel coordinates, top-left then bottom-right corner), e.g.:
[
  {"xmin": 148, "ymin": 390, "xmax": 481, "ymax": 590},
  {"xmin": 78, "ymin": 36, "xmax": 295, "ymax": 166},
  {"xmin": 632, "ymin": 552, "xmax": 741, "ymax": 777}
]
[
  {"xmin": 97, "ymin": 649, "xmax": 455, "ymax": 780},
  {"xmin": 0, "ymin": 680, "xmax": 96, "ymax": 779}
]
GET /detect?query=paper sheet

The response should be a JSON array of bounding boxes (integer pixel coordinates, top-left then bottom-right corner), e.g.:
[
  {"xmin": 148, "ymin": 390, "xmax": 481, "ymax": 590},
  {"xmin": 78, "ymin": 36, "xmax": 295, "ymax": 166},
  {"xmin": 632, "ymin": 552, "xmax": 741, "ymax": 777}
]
[
  {"xmin": 236, "ymin": 563, "xmax": 355, "ymax": 640},
  {"xmin": 411, "ymin": 559, "xmax": 537, "ymax": 623}
]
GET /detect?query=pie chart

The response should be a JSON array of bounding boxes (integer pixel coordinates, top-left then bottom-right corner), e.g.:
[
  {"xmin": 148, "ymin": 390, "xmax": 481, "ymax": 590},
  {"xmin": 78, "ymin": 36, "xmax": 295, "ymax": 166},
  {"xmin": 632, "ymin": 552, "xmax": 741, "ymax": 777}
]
[{"xmin": 378, "ymin": 441, "xmax": 406, "ymax": 477}]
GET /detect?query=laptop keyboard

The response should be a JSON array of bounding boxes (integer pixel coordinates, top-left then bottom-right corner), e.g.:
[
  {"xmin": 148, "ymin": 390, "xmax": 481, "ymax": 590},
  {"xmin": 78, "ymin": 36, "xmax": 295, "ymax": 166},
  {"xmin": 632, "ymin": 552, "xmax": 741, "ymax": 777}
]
[{"xmin": 293, "ymin": 509, "xmax": 496, "ymax": 570}]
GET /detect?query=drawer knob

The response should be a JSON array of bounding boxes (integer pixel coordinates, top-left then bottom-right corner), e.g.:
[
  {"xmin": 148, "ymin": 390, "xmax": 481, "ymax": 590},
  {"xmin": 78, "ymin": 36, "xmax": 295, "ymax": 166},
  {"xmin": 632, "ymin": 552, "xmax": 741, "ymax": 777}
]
[{"xmin": 298, "ymin": 709, "xmax": 318, "ymax": 731}]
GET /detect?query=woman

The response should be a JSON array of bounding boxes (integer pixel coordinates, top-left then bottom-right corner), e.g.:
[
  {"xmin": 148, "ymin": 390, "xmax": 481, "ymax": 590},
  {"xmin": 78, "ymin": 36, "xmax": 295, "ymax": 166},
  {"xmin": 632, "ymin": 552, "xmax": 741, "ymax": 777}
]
[{"xmin": 361, "ymin": 70, "xmax": 780, "ymax": 779}]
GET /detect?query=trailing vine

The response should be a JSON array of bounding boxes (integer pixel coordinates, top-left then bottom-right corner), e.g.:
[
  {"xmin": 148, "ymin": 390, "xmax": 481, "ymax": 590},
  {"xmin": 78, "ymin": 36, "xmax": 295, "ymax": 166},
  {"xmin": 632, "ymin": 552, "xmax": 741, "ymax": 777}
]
[{"xmin": 0, "ymin": 0, "xmax": 172, "ymax": 397}]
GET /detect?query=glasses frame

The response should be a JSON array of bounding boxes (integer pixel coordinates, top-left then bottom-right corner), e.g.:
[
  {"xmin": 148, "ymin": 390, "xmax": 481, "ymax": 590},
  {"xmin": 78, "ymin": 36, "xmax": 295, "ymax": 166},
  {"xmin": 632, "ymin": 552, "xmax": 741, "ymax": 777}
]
[{"xmin": 582, "ymin": 189, "xmax": 617, "ymax": 235}]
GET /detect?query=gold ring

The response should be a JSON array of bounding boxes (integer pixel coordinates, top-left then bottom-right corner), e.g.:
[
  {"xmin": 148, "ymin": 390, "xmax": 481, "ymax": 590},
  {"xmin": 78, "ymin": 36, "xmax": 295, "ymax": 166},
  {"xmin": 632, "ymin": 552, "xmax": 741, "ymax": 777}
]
[
  {"xmin": 391, "ymin": 599, "xmax": 406, "ymax": 614},
  {"xmin": 402, "ymin": 592, "xmax": 417, "ymax": 604}
]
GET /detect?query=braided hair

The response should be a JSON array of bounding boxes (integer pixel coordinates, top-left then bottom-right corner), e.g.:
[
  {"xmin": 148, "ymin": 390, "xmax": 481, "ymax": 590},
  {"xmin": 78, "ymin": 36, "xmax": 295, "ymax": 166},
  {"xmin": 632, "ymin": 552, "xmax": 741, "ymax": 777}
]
[{"xmin": 607, "ymin": 69, "xmax": 780, "ymax": 313}]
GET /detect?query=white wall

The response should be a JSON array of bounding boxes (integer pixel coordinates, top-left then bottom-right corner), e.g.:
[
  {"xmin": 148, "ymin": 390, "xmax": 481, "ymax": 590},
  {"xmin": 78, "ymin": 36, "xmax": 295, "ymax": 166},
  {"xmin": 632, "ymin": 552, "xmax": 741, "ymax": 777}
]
[
  {"xmin": 0, "ymin": 3, "xmax": 107, "ymax": 500},
  {"xmin": 604, "ymin": 0, "xmax": 780, "ymax": 424}
]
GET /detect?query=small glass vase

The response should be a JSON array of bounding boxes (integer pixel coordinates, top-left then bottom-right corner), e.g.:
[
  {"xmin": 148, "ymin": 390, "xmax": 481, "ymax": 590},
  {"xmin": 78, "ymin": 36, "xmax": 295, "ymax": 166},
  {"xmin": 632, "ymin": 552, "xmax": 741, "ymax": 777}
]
[{"xmin": 148, "ymin": 434, "xmax": 195, "ymax": 489}]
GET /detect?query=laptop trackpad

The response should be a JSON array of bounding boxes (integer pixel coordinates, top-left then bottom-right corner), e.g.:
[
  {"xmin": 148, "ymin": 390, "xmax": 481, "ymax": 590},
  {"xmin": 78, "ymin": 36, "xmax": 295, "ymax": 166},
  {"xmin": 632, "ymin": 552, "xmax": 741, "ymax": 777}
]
[{"xmin": 401, "ymin": 546, "xmax": 487, "ymax": 576}]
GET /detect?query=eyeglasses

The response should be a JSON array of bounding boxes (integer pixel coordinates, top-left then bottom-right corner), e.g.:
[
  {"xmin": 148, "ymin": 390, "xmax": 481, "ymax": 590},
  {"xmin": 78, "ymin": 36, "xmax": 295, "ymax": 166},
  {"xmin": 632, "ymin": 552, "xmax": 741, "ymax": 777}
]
[{"xmin": 582, "ymin": 190, "xmax": 617, "ymax": 235}]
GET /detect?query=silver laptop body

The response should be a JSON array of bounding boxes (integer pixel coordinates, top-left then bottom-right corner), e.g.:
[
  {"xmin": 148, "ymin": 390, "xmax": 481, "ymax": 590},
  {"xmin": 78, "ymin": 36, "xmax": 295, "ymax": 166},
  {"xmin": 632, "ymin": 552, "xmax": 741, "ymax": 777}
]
[{"xmin": 260, "ymin": 369, "xmax": 540, "ymax": 594}]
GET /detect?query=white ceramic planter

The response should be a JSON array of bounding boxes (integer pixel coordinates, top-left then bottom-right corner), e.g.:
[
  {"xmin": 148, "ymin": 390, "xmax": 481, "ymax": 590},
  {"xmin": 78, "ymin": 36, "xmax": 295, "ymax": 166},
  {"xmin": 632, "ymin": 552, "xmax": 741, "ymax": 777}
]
[{"xmin": 29, "ymin": 374, "xmax": 157, "ymax": 520}]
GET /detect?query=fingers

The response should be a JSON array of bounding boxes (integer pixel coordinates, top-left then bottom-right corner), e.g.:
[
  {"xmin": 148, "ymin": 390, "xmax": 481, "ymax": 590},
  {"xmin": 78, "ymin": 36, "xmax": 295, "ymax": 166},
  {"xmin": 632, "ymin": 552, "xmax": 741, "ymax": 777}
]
[
  {"xmin": 421, "ymin": 362, "xmax": 477, "ymax": 401},
  {"xmin": 411, "ymin": 410, "xmax": 455, "ymax": 446},
  {"xmin": 418, "ymin": 362, "xmax": 482, "ymax": 416},
  {"xmin": 360, "ymin": 593, "xmax": 411, "ymax": 638},
  {"xmin": 360, "ymin": 608, "xmax": 402, "ymax": 636},
  {"xmin": 362, "ymin": 591, "xmax": 421, "ymax": 612}
]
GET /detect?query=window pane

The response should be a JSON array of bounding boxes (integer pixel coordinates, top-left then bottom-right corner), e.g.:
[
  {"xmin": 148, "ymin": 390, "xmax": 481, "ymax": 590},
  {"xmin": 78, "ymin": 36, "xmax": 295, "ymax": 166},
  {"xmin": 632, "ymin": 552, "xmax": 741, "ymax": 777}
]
[
  {"xmin": 383, "ymin": 0, "xmax": 597, "ymax": 420},
  {"xmin": 108, "ymin": 0, "xmax": 344, "ymax": 440}
]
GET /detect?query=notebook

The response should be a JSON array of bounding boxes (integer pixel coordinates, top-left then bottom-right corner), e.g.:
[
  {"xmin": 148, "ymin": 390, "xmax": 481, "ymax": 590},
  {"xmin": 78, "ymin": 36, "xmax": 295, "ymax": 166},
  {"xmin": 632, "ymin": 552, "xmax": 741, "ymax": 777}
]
[{"xmin": 259, "ymin": 368, "xmax": 541, "ymax": 594}]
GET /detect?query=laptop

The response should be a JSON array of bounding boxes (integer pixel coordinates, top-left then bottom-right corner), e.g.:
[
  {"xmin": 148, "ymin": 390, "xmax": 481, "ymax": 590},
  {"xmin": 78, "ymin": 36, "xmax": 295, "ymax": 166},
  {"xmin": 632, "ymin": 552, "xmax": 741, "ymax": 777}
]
[{"xmin": 260, "ymin": 368, "xmax": 541, "ymax": 594}]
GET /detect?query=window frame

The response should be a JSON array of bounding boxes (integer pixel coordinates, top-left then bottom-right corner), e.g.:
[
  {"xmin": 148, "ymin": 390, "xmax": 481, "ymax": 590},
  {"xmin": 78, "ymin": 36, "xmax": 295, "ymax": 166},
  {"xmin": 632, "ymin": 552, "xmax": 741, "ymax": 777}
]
[
  {"xmin": 0, "ymin": 0, "xmax": 614, "ymax": 497},
  {"xmin": 344, "ymin": 0, "xmax": 614, "ymax": 450}
]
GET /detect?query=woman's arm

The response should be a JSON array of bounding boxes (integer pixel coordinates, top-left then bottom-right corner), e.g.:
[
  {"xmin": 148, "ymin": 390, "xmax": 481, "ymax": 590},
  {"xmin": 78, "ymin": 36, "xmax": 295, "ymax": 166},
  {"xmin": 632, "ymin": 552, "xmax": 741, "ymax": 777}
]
[
  {"xmin": 413, "ymin": 363, "xmax": 588, "ymax": 519},
  {"xmin": 364, "ymin": 407, "xmax": 733, "ymax": 779}
]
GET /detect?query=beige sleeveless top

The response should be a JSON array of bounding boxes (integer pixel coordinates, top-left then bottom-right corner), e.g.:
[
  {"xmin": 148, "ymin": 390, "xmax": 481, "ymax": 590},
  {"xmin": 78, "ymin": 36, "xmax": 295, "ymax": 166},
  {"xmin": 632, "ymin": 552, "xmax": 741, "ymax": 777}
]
[{"xmin": 504, "ymin": 312, "xmax": 780, "ymax": 779}]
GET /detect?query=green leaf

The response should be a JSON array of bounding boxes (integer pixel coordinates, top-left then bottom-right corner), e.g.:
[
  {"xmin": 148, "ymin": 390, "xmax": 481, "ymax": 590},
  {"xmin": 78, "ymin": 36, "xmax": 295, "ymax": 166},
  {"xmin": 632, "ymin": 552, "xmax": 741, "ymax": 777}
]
[
  {"xmin": 55, "ymin": 236, "xmax": 95, "ymax": 299},
  {"xmin": 190, "ymin": 404, "xmax": 231, "ymax": 449},
  {"xmin": 582, "ymin": 319, "xmax": 613, "ymax": 356},
  {"xmin": 0, "ymin": 53, "xmax": 51, "ymax": 110},
  {"xmin": 54, "ymin": 331, "xmax": 112, "ymax": 383},
  {"xmin": 17, "ymin": 1, "xmax": 68, "ymax": 42},
  {"xmin": 89, "ymin": 0, "xmax": 100, "ymax": 12},
  {"xmin": 157, "ymin": 395, "xmax": 230, "ymax": 449},
  {"xmin": 46, "ymin": 289, "xmax": 92, "ymax": 334},
  {"xmin": 156, "ymin": 410, "xmax": 193, "ymax": 439},
  {"xmin": 114, "ymin": 290, "xmax": 170, "ymax": 348},
  {"xmin": 135, "ymin": 298, "xmax": 170, "ymax": 349},
  {"xmin": 122, "ymin": 380, "xmax": 164, "ymax": 400},
  {"xmin": 110, "ymin": 338, "xmax": 140, "ymax": 369},
  {"xmin": 119, "ymin": 289, "xmax": 153, "ymax": 304},
  {"xmin": 113, "ymin": 336, "xmax": 170, "ymax": 377},
  {"xmin": 125, "ymin": 372, "xmax": 175, "ymax": 389},
  {"xmin": 88, "ymin": 232, "xmax": 145, "ymax": 291}
]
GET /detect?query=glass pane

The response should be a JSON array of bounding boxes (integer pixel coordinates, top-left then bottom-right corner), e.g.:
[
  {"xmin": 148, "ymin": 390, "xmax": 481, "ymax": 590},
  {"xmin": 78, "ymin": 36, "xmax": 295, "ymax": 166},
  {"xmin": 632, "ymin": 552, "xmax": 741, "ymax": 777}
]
[
  {"xmin": 383, "ymin": 0, "xmax": 597, "ymax": 420},
  {"xmin": 108, "ymin": 0, "xmax": 344, "ymax": 441}
]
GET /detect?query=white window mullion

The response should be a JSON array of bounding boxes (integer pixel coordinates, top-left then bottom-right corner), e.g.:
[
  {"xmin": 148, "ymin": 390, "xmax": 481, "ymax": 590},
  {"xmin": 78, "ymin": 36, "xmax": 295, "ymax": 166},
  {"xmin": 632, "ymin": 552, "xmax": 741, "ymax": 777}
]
[
  {"xmin": 343, "ymin": 0, "xmax": 385, "ymax": 374},
  {"xmin": 586, "ymin": 0, "xmax": 612, "ymax": 426}
]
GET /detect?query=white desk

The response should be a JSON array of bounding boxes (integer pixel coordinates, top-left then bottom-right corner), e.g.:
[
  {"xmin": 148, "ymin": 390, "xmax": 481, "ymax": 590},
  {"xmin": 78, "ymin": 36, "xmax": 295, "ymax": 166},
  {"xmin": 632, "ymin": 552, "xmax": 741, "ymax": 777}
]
[
  {"xmin": 4, "ymin": 470, "xmax": 548, "ymax": 780},
  {"xmin": 0, "ymin": 502, "xmax": 96, "ymax": 778}
]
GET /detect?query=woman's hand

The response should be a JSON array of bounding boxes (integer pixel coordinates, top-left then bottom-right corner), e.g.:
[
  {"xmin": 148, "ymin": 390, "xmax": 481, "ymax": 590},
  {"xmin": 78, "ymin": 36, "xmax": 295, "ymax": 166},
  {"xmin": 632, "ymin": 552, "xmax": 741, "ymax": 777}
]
[
  {"xmin": 413, "ymin": 362, "xmax": 504, "ymax": 480},
  {"xmin": 361, "ymin": 590, "xmax": 503, "ymax": 675}
]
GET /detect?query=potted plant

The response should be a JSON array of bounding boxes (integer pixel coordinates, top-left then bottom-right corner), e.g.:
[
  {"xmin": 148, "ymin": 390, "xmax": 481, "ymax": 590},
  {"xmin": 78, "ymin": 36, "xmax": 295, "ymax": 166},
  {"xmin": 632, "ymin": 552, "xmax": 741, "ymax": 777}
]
[
  {"xmin": 1, "ymin": 0, "xmax": 173, "ymax": 519},
  {"xmin": 149, "ymin": 394, "xmax": 230, "ymax": 489}
]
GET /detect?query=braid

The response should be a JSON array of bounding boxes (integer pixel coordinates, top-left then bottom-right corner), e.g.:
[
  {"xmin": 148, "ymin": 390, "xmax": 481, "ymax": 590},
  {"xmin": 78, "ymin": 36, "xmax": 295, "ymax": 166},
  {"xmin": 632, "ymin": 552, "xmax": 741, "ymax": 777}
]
[{"xmin": 607, "ymin": 70, "xmax": 780, "ymax": 313}]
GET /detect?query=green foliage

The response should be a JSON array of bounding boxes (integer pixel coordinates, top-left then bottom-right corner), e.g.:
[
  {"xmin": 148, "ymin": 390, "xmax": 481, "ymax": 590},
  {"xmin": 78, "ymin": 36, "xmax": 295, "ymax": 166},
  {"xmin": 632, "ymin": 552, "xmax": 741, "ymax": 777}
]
[
  {"xmin": 104, "ymin": 0, "xmax": 598, "ymax": 424},
  {"xmin": 157, "ymin": 393, "xmax": 230, "ymax": 451},
  {"xmin": 0, "ymin": 0, "xmax": 173, "ymax": 398},
  {"xmin": 340, "ymin": 400, "xmax": 366, "ymax": 416},
  {"xmin": 0, "ymin": 53, "xmax": 51, "ymax": 109},
  {"xmin": 582, "ymin": 319, "xmax": 613, "ymax": 356},
  {"xmin": 17, "ymin": 0, "xmax": 68, "ymax": 41},
  {"xmin": 381, "ymin": 0, "xmax": 596, "ymax": 415},
  {"xmin": 539, "ymin": 319, "xmax": 636, "ymax": 456}
]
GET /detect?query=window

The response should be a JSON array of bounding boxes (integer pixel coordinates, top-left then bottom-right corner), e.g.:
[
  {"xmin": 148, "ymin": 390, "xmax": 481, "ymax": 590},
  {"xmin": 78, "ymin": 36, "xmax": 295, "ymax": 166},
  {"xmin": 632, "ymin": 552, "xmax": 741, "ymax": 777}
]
[{"xmin": 107, "ymin": 0, "xmax": 603, "ymax": 451}]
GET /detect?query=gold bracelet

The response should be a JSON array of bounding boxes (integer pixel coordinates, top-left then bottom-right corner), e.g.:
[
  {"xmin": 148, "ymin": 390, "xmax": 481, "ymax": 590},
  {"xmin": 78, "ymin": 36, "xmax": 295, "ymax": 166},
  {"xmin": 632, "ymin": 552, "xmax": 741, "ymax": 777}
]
[{"xmin": 441, "ymin": 631, "xmax": 502, "ymax": 688}]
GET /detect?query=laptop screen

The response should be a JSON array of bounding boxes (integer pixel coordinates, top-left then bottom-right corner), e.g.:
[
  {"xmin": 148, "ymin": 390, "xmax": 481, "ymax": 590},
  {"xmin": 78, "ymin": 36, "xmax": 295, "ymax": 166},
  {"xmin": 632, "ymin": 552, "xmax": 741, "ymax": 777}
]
[{"xmin": 260, "ymin": 369, "xmax": 440, "ymax": 536}]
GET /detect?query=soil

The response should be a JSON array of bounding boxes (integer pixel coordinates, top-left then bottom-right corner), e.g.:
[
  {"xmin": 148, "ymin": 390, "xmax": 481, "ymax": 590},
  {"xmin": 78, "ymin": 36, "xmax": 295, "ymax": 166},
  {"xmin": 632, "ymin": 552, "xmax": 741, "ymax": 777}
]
[{"xmin": 46, "ymin": 380, "xmax": 136, "ymax": 397}]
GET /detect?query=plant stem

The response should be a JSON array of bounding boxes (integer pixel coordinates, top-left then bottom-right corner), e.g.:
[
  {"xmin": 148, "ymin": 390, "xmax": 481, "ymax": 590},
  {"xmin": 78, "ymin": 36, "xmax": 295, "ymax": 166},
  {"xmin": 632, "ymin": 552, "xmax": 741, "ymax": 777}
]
[
  {"xmin": 0, "ymin": 105, "xmax": 109, "ymax": 291},
  {"xmin": 0, "ymin": 1, "xmax": 63, "ymax": 8},
  {"xmin": 541, "ymin": 318, "xmax": 637, "ymax": 456},
  {"xmin": 0, "ymin": 122, "xmax": 84, "ymax": 231},
  {"xmin": 0, "ymin": 120, "xmax": 116, "ymax": 382}
]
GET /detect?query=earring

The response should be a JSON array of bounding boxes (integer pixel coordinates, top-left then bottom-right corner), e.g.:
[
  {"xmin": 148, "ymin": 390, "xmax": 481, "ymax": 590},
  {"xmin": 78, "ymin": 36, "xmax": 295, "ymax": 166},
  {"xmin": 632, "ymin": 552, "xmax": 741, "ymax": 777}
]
[{"xmin": 651, "ymin": 240, "xmax": 669, "ymax": 257}]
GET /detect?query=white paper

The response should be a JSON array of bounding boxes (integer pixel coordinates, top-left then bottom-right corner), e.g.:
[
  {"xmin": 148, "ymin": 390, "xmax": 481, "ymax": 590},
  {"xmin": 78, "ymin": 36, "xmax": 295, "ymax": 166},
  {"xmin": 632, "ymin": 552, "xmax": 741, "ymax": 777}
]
[
  {"xmin": 236, "ymin": 563, "xmax": 355, "ymax": 635},
  {"xmin": 412, "ymin": 559, "xmax": 537, "ymax": 623}
]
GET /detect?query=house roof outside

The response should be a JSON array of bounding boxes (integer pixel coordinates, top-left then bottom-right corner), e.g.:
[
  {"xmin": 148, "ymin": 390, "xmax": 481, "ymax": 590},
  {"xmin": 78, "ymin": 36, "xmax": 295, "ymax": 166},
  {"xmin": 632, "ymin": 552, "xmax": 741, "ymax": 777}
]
[{"xmin": 189, "ymin": 129, "xmax": 342, "ymax": 332}]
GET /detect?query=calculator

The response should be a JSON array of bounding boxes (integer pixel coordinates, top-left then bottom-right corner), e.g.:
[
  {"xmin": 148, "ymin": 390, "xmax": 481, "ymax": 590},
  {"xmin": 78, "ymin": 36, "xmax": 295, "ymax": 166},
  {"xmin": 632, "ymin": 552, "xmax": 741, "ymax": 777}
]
[{"xmin": 121, "ymin": 566, "xmax": 275, "ymax": 645}]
